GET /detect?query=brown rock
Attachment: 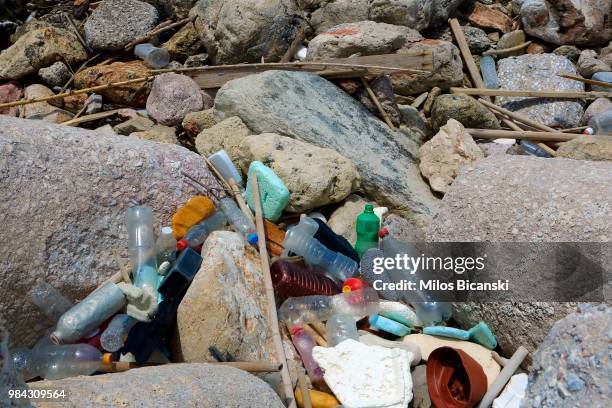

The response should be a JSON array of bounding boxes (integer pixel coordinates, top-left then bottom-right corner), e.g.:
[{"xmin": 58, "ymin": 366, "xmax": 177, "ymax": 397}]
[
  {"xmin": 161, "ymin": 22, "xmax": 205, "ymax": 62},
  {"xmin": 556, "ymin": 135, "xmax": 612, "ymax": 161},
  {"xmin": 130, "ymin": 124, "xmax": 179, "ymax": 145},
  {"xmin": 182, "ymin": 109, "xmax": 215, "ymax": 137},
  {"xmin": 73, "ymin": 61, "xmax": 151, "ymax": 107},
  {"xmin": 468, "ymin": 2, "xmax": 513, "ymax": 33},
  {"xmin": 526, "ymin": 42, "xmax": 549, "ymax": 54},
  {"xmin": 0, "ymin": 81, "xmax": 22, "ymax": 116},
  {"xmin": 356, "ymin": 75, "xmax": 401, "ymax": 127},
  {"xmin": 63, "ymin": 94, "xmax": 88, "ymax": 113},
  {"xmin": 22, "ymin": 84, "xmax": 73, "ymax": 123},
  {"xmin": 114, "ymin": 116, "xmax": 155, "ymax": 135}
]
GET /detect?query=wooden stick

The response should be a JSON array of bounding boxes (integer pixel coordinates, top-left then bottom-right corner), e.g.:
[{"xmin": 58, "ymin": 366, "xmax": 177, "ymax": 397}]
[
  {"xmin": 0, "ymin": 77, "xmax": 154, "ymax": 110},
  {"xmin": 410, "ymin": 91, "xmax": 428, "ymax": 109},
  {"xmin": 304, "ymin": 324, "xmax": 328, "ymax": 347},
  {"xmin": 361, "ymin": 77, "xmax": 395, "ymax": 129},
  {"xmin": 561, "ymin": 125, "xmax": 588, "ymax": 133},
  {"xmin": 281, "ymin": 28, "xmax": 306, "ymax": 63},
  {"xmin": 60, "ymin": 109, "xmax": 122, "ymax": 126},
  {"xmin": 451, "ymin": 87, "xmax": 612, "ymax": 99},
  {"xmin": 449, "ymin": 18, "xmax": 487, "ymax": 92},
  {"xmin": 483, "ymin": 41, "xmax": 532, "ymax": 56},
  {"xmin": 297, "ymin": 371, "xmax": 313, "ymax": 408},
  {"xmin": 252, "ymin": 173, "xmax": 297, "ymax": 408},
  {"xmin": 124, "ymin": 17, "xmax": 193, "ymax": 51},
  {"xmin": 202, "ymin": 157, "xmax": 233, "ymax": 193},
  {"xmin": 63, "ymin": 53, "xmax": 101, "ymax": 89},
  {"xmin": 228, "ymin": 178, "xmax": 255, "ymax": 224},
  {"xmin": 466, "ymin": 128, "xmax": 580, "ymax": 142},
  {"xmin": 99, "ymin": 361, "xmax": 281, "ymax": 373},
  {"xmin": 558, "ymin": 74, "xmax": 612, "ymax": 89},
  {"xmin": 309, "ymin": 322, "xmax": 328, "ymax": 341},
  {"xmin": 63, "ymin": 12, "xmax": 93, "ymax": 55}
]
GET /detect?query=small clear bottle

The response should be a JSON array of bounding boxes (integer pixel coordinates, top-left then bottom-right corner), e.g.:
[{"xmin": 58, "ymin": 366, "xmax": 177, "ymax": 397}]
[
  {"xmin": 100, "ymin": 314, "xmax": 138, "ymax": 352},
  {"xmin": 208, "ymin": 150, "xmax": 243, "ymax": 186},
  {"xmin": 156, "ymin": 226, "xmax": 177, "ymax": 264},
  {"xmin": 519, "ymin": 140, "xmax": 551, "ymax": 158},
  {"xmin": 219, "ymin": 197, "xmax": 258, "ymax": 244},
  {"xmin": 480, "ymin": 55, "xmax": 500, "ymax": 89},
  {"xmin": 12, "ymin": 344, "xmax": 104, "ymax": 380},
  {"xmin": 326, "ymin": 314, "xmax": 359, "ymax": 346},
  {"xmin": 290, "ymin": 326, "xmax": 324, "ymax": 384},
  {"xmin": 28, "ymin": 282, "xmax": 73, "ymax": 323},
  {"xmin": 176, "ymin": 211, "xmax": 226, "ymax": 251},
  {"xmin": 126, "ymin": 206, "xmax": 159, "ymax": 297},
  {"xmin": 134, "ymin": 43, "xmax": 170, "ymax": 69}
]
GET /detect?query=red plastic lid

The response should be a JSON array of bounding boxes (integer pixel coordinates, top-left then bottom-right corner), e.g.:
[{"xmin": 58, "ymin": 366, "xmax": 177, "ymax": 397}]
[
  {"xmin": 176, "ymin": 239, "xmax": 188, "ymax": 251},
  {"xmin": 290, "ymin": 326, "xmax": 303, "ymax": 336},
  {"xmin": 378, "ymin": 228, "xmax": 389, "ymax": 238},
  {"xmin": 342, "ymin": 277, "xmax": 366, "ymax": 293}
]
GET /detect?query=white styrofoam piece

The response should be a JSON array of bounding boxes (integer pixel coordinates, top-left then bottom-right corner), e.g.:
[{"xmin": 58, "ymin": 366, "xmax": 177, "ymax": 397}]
[{"xmin": 493, "ymin": 373, "xmax": 528, "ymax": 408}]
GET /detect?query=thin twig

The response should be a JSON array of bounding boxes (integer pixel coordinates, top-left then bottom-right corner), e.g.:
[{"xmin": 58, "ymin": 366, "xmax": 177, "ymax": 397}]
[
  {"xmin": 558, "ymin": 73, "xmax": 612, "ymax": 89},
  {"xmin": 63, "ymin": 12, "xmax": 93, "ymax": 55},
  {"xmin": 124, "ymin": 17, "xmax": 194, "ymax": 51},
  {"xmin": 451, "ymin": 87, "xmax": 612, "ymax": 99},
  {"xmin": 483, "ymin": 41, "xmax": 532, "ymax": 56},
  {"xmin": 360, "ymin": 77, "xmax": 395, "ymax": 129}
]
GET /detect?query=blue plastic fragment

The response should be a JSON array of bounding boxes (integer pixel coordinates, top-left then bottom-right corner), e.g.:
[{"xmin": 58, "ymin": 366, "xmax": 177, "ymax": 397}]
[
  {"xmin": 423, "ymin": 326, "xmax": 470, "ymax": 340},
  {"xmin": 468, "ymin": 321, "xmax": 497, "ymax": 349},
  {"xmin": 369, "ymin": 314, "xmax": 411, "ymax": 337}
]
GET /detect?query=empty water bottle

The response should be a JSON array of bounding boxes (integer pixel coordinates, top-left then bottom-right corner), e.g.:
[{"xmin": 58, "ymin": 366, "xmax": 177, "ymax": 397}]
[
  {"xmin": 134, "ymin": 43, "xmax": 170, "ymax": 69},
  {"xmin": 208, "ymin": 150, "xmax": 243, "ymax": 186},
  {"xmin": 290, "ymin": 326, "xmax": 324, "ymax": 384},
  {"xmin": 100, "ymin": 314, "xmax": 138, "ymax": 352},
  {"xmin": 126, "ymin": 206, "xmax": 159, "ymax": 297},
  {"xmin": 283, "ymin": 216, "xmax": 358, "ymax": 283},
  {"xmin": 176, "ymin": 211, "xmax": 226, "ymax": 251},
  {"xmin": 12, "ymin": 344, "xmax": 104, "ymax": 380},
  {"xmin": 279, "ymin": 288, "xmax": 379, "ymax": 327},
  {"xmin": 219, "ymin": 197, "xmax": 258, "ymax": 244},
  {"xmin": 480, "ymin": 55, "xmax": 500, "ymax": 89},
  {"xmin": 360, "ymin": 248, "xmax": 401, "ymax": 301},
  {"xmin": 519, "ymin": 140, "xmax": 551, "ymax": 158},
  {"xmin": 51, "ymin": 282, "xmax": 126, "ymax": 344},
  {"xmin": 326, "ymin": 314, "xmax": 359, "ymax": 346},
  {"xmin": 156, "ymin": 226, "xmax": 176, "ymax": 264},
  {"xmin": 29, "ymin": 282, "xmax": 73, "ymax": 323}
]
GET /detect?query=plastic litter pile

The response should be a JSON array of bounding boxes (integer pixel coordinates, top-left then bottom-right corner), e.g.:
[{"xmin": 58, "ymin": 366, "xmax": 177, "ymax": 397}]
[{"xmin": 10, "ymin": 150, "xmax": 529, "ymax": 408}]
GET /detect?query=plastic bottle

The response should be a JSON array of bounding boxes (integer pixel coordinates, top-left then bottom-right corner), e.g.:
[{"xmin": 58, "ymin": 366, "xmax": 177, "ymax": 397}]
[
  {"xmin": 51, "ymin": 282, "xmax": 126, "ymax": 344},
  {"xmin": 326, "ymin": 314, "xmax": 359, "ymax": 346},
  {"xmin": 155, "ymin": 226, "xmax": 176, "ymax": 264},
  {"xmin": 411, "ymin": 302, "xmax": 453, "ymax": 327},
  {"xmin": 12, "ymin": 344, "xmax": 105, "ymax": 380},
  {"xmin": 588, "ymin": 110, "xmax": 612, "ymax": 135},
  {"xmin": 176, "ymin": 211, "xmax": 226, "ymax": 251},
  {"xmin": 290, "ymin": 326, "xmax": 324, "ymax": 384},
  {"xmin": 28, "ymin": 282, "xmax": 73, "ymax": 323},
  {"xmin": 354, "ymin": 204, "xmax": 380, "ymax": 259},
  {"xmin": 134, "ymin": 43, "xmax": 170, "ymax": 69},
  {"xmin": 283, "ymin": 217, "xmax": 358, "ymax": 283},
  {"xmin": 219, "ymin": 197, "xmax": 258, "ymax": 244},
  {"xmin": 359, "ymin": 248, "xmax": 402, "ymax": 302},
  {"xmin": 519, "ymin": 140, "xmax": 551, "ymax": 158},
  {"xmin": 270, "ymin": 257, "xmax": 338, "ymax": 301},
  {"xmin": 126, "ymin": 206, "xmax": 159, "ymax": 297},
  {"xmin": 208, "ymin": 150, "xmax": 243, "ymax": 186},
  {"xmin": 100, "ymin": 314, "xmax": 138, "ymax": 352},
  {"xmin": 279, "ymin": 288, "xmax": 380, "ymax": 328},
  {"xmin": 480, "ymin": 55, "xmax": 500, "ymax": 89}
]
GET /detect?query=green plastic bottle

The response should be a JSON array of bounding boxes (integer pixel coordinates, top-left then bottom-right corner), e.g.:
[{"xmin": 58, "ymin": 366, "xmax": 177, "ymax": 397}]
[{"xmin": 355, "ymin": 204, "xmax": 381, "ymax": 259}]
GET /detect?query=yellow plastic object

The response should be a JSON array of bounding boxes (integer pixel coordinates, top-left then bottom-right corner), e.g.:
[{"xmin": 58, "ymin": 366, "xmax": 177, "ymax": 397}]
[
  {"xmin": 295, "ymin": 388, "xmax": 340, "ymax": 408},
  {"xmin": 171, "ymin": 196, "xmax": 215, "ymax": 238}
]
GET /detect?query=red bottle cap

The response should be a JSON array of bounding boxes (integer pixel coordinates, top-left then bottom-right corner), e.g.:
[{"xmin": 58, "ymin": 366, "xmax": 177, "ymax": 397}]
[
  {"xmin": 378, "ymin": 227, "xmax": 389, "ymax": 238},
  {"xmin": 290, "ymin": 326, "xmax": 304, "ymax": 336},
  {"xmin": 342, "ymin": 277, "xmax": 366, "ymax": 293},
  {"xmin": 176, "ymin": 239, "xmax": 188, "ymax": 251}
]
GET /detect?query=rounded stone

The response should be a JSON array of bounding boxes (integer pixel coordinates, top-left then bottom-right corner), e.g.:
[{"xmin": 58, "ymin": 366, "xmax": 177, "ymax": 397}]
[{"xmin": 146, "ymin": 73, "xmax": 204, "ymax": 126}]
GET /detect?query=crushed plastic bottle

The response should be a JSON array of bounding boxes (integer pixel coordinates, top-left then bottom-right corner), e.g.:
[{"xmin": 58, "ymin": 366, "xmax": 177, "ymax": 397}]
[
  {"xmin": 519, "ymin": 140, "xmax": 551, "ymax": 158},
  {"xmin": 326, "ymin": 314, "xmax": 359, "ymax": 346},
  {"xmin": 283, "ymin": 216, "xmax": 358, "ymax": 282},
  {"xmin": 100, "ymin": 314, "xmax": 138, "ymax": 352},
  {"xmin": 219, "ymin": 197, "xmax": 258, "ymax": 244},
  {"xmin": 156, "ymin": 226, "xmax": 176, "ymax": 264},
  {"xmin": 12, "ymin": 344, "xmax": 104, "ymax": 380},
  {"xmin": 208, "ymin": 150, "xmax": 243, "ymax": 186},
  {"xmin": 279, "ymin": 288, "xmax": 379, "ymax": 328},
  {"xmin": 290, "ymin": 326, "xmax": 324, "ymax": 384},
  {"xmin": 28, "ymin": 282, "xmax": 73, "ymax": 323},
  {"xmin": 355, "ymin": 204, "xmax": 380, "ymax": 259},
  {"xmin": 126, "ymin": 206, "xmax": 159, "ymax": 297},
  {"xmin": 480, "ymin": 55, "xmax": 500, "ymax": 89},
  {"xmin": 176, "ymin": 210, "xmax": 226, "ymax": 251},
  {"xmin": 134, "ymin": 43, "xmax": 170, "ymax": 69}
]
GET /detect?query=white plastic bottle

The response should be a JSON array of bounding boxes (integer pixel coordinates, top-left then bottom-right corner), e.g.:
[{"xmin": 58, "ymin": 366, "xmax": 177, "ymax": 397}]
[{"xmin": 208, "ymin": 150, "xmax": 243, "ymax": 186}]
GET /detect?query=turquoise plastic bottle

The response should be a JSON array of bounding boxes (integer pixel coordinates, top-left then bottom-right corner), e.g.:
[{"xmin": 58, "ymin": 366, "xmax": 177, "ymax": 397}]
[{"xmin": 354, "ymin": 204, "xmax": 380, "ymax": 259}]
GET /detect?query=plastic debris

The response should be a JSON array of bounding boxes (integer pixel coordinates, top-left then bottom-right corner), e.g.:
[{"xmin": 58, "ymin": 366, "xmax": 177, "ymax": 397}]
[
  {"xmin": 208, "ymin": 149, "xmax": 243, "ymax": 186},
  {"xmin": 176, "ymin": 211, "xmax": 226, "ymax": 251},
  {"xmin": 291, "ymin": 326, "xmax": 325, "ymax": 384},
  {"xmin": 171, "ymin": 196, "xmax": 216, "ymax": 238},
  {"xmin": 358, "ymin": 331, "xmax": 421, "ymax": 366},
  {"xmin": 355, "ymin": 204, "xmax": 380, "ymax": 259},
  {"xmin": 100, "ymin": 314, "xmax": 138, "ymax": 352},
  {"xmin": 270, "ymin": 257, "xmax": 339, "ymax": 301},
  {"xmin": 326, "ymin": 314, "xmax": 359, "ymax": 346},
  {"xmin": 11, "ymin": 344, "xmax": 104, "ymax": 380},
  {"xmin": 158, "ymin": 247, "xmax": 203, "ymax": 298},
  {"xmin": 245, "ymin": 161, "xmax": 290, "ymax": 222},
  {"xmin": 134, "ymin": 43, "xmax": 170, "ymax": 69},
  {"xmin": 492, "ymin": 373, "xmax": 528, "ymax": 408},
  {"xmin": 28, "ymin": 282, "xmax": 73, "ymax": 323},
  {"xmin": 126, "ymin": 206, "xmax": 160, "ymax": 299},
  {"xmin": 369, "ymin": 314, "xmax": 411, "ymax": 337},
  {"xmin": 379, "ymin": 300, "xmax": 423, "ymax": 327}
]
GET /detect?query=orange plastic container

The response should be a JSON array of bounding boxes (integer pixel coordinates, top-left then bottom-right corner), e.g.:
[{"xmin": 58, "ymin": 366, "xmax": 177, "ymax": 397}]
[{"xmin": 171, "ymin": 196, "xmax": 215, "ymax": 239}]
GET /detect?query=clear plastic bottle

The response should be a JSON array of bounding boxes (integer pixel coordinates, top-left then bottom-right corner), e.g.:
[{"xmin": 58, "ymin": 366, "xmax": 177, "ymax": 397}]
[
  {"xmin": 279, "ymin": 288, "xmax": 379, "ymax": 328},
  {"xmin": 156, "ymin": 226, "xmax": 176, "ymax": 264},
  {"xmin": 176, "ymin": 211, "xmax": 226, "ymax": 251},
  {"xmin": 326, "ymin": 314, "xmax": 359, "ymax": 346},
  {"xmin": 219, "ymin": 197, "xmax": 258, "ymax": 244},
  {"xmin": 126, "ymin": 206, "xmax": 159, "ymax": 297},
  {"xmin": 283, "ymin": 217, "xmax": 358, "ymax": 282},
  {"xmin": 134, "ymin": 43, "xmax": 170, "ymax": 69},
  {"xmin": 28, "ymin": 282, "xmax": 73, "ymax": 323},
  {"xmin": 208, "ymin": 150, "xmax": 243, "ymax": 186},
  {"xmin": 12, "ymin": 344, "xmax": 104, "ymax": 380},
  {"xmin": 100, "ymin": 314, "xmax": 138, "ymax": 352},
  {"xmin": 411, "ymin": 302, "xmax": 453, "ymax": 327},
  {"xmin": 51, "ymin": 282, "xmax": 126, "ymax": 344},
  {"xmin": 290, "ymin": 326, "xmax": 324, "ymax": 384},
  {"xmin": 519, "ymin": 140, "xmax": 551, "ymax": 158},
  {"xmin": 480, "ymin": 55, "xmax": 500, "ymax": 89}
]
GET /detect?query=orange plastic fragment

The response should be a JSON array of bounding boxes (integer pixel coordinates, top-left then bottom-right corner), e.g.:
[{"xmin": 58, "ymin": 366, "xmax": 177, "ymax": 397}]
[{"xmin": 171, "ymin": 196, "xmax": 215, "ymax": 238}]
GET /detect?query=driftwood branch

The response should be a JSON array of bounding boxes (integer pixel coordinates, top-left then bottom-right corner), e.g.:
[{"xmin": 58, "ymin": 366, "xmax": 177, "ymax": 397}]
[{"xmin": 451, "ymin": 87, "xmax": 612, "ymax": 99}]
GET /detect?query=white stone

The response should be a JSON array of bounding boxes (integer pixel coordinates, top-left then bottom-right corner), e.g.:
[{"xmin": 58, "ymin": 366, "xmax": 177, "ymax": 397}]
[
  {"xmin": 493, "ymin": 373, "xmax": 528, "ymax": 408},
  {"xmin": 312, "ymin": 339, "xmax": 413, "ymax": 408}
]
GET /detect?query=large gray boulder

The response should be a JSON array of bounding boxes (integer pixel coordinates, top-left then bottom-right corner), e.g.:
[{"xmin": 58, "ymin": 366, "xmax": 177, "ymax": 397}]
[
  {"xmin": 428, "ymin": 155, "xmax": 612, "ymax": 362},
  {"xmin": 214, "ymin": 70, "xmax": 438, "ymax": 233},
  {"xmin": 513, "ymin": 0, "xmax": 612, "ymax": 46},
  {"xmin": 522, "ymin": 304, "xmax": 611, "ymax": 408},
  {"xmin": 0, "ymin": 116, "xmax": 221, "ymax": 347},
  {"xmin": 190, "ymin": 0, "xmax": 301, "ymax": 64},
  {"xmin": 34, "ymin": 363, "xmax": 284, "ymax": 407}
]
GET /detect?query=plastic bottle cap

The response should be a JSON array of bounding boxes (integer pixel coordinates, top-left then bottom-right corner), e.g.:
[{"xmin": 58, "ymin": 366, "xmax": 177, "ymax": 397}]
[
  {"xmin": 290, "ymin": 326, "xmax": 304, "ymax": 336},
  {"xmin": 378, "ymin": 228, "xmax": 389, "ymax": 238},
  {"xmin": 247, "ymin": 232, "xmax": 259, "ymax": 245},
  {"xmin": 102, "ymin": 353, "xmax": 113, "ymax": 365},
  {"xmin": 364, "ymin": 204, "xmax": 374, "ymax": 213},
  {"xmin": 342, "ymin": 277, "xmax": 365, "ymax": 293},
  {"xmin": 161, "ymin": 226, "xmax": 173, "ymax": 235},
  {"xmin": 176, "ymin": 239, "xmax": 188, "ymax": 251}
]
